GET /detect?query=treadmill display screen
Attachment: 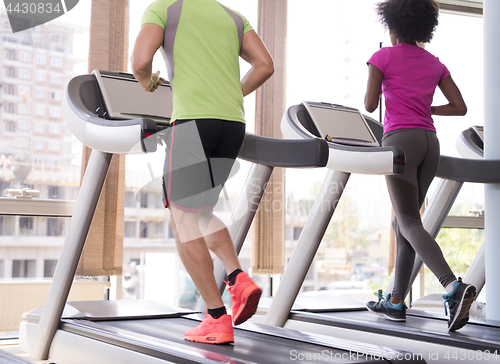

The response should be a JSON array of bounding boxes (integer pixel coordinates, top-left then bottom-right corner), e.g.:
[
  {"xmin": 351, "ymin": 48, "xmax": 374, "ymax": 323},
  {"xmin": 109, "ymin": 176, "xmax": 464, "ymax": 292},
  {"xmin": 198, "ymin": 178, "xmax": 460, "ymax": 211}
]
[
  {"xmin": 93, "ymin": 70, "xmax": 173, "ymax": 124},
  {"xmin": 303, "ymin": 102, "xmax": 380, "ymax": 147}
]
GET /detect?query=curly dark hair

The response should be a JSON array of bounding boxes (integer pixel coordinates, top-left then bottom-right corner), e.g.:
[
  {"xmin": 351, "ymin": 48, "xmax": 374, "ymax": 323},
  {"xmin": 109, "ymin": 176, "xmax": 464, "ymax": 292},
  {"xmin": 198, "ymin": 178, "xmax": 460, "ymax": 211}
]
[{"xmin": 377, "ymin": 0, "xmax": 440, "ymax": 43}]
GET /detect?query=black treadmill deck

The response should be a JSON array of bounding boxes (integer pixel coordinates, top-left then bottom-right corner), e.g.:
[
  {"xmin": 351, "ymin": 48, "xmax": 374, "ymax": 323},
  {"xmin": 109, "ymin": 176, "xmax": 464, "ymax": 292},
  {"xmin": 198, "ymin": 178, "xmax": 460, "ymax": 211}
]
[
  {"xmin": 289, "ymin": 308, "xmax": 500, "ymax": 353},
  {"xmin": 61, "ymin": 314, "xmax": 426, "ymax": 363}
]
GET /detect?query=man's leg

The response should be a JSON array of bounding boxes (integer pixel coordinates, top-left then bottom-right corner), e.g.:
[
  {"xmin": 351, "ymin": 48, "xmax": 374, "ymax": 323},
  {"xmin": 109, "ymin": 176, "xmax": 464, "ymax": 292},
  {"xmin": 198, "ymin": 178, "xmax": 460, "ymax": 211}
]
[
  {"xmin": 199, "ymin": 209, "xmax": 240, "ymax": 275},
  {"xmin": 169, "ymin": 206, "xmax": 224, "ymax": 309},
  {"xmin": 197, "ymin": 209, "xmax": 261, "ymax": 325}
]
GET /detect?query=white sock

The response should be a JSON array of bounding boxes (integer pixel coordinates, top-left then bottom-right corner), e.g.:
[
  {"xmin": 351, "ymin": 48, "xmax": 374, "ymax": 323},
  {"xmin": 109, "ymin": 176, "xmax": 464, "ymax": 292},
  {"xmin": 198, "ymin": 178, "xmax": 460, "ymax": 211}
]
[{"xmin": 445, "ymin": 280, "xmax": 458, "ymax": 294}]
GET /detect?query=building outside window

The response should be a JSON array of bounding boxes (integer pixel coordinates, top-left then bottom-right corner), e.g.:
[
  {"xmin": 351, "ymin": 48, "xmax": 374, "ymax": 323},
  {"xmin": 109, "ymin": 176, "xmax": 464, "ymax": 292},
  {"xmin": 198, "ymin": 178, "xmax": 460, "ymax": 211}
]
[
  {"xmin": 18, "ymin": 69, "xmax": 31, "ymax": 80},
  {"xmin": 19, "ymin": 51, "xmax": 32, "ymax": 62},
  {"xmin": 36, "ymin": 54, "xmax": 46, "ymax": 65}
]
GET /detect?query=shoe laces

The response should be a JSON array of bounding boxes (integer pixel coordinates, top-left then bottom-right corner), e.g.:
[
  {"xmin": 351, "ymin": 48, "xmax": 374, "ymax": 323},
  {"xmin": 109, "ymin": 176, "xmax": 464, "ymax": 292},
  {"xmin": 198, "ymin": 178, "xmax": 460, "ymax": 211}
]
[
  {"xmin": 373, "ymin": 290, "xmax": 407, "ymax": 309},
  {"xmin": 373, "ymin": 289, "xmax": 388, "ymax": 302},
  {"xmin": 442, "ymin": 277, "xmax": 462, "ymax": 316}
]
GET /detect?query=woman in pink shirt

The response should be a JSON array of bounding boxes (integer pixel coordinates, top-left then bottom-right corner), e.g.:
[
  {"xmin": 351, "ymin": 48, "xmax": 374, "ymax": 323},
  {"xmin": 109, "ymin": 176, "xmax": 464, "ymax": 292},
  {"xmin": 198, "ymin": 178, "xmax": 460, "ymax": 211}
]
[{"xmin": 364, "ymin": 0, "xmax": 475, "ymax": 331}]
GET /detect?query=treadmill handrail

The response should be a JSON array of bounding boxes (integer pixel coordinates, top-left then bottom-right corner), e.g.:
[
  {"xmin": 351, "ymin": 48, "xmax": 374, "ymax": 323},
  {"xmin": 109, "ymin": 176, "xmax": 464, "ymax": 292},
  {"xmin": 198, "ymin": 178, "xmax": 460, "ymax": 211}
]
[
  {"xmin": 437, "ymin": 155, "xmax": 500, "ymax": 183},
  {"xmin": 238, "ymin": 133, "xmax": 328, "ymax": 168},
  {"xmin": 66, "ymin": 74, "xmax": 158, "ymax": 129},
  {"xmin": 64, "ymin": 74, "xmax": 158, "ymax": 154}
]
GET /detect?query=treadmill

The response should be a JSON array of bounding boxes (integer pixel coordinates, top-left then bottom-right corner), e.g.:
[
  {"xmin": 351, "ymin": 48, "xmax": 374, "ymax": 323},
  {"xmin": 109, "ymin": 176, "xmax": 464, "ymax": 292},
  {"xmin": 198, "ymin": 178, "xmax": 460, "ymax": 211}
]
[
  {"xmin": 0, "ymin": 349, "xmax": 34, "ymax": 364},
  {"xmin": 18, "ymin": 73, "xmax": 425, "ymax": 364},
  {"xmin": 264, "ymin": 102, "xmax": 500, "ymax": 361}
]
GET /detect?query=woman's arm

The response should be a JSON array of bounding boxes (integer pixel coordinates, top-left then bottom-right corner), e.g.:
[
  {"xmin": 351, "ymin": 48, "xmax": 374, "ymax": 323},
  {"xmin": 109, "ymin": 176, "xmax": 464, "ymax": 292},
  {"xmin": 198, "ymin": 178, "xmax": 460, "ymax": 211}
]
[
  {"xmin": 431, "ymin": 75, "xmax": 467, "ymax": 116},
  {"xmin": 240, "ymin": 30, "xmax": 274, "ymax": 97},
  {"xmin": 364, "ymin": 64, "xmax": 383, "ymax": 113}
]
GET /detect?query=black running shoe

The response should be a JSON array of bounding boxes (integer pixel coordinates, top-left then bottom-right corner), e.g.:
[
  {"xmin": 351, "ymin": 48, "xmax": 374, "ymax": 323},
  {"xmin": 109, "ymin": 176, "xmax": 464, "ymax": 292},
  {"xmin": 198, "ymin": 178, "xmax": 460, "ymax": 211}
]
[
  {"xmin": 442, "ymin": 277, "xmax": 476, "ymax": 331},
  {"xmin": 366, "ymin": 292, "xmax": 407, "ymax": 322}
]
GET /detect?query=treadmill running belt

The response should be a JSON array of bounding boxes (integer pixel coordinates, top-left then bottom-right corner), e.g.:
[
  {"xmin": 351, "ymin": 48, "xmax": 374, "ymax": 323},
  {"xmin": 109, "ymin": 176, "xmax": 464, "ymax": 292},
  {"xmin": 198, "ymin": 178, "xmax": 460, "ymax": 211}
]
[
  {"xmin": 289, "ymin": 309, "xmax": 500, "ymax": 352},
  {"xmin": 0, "ymin": 349, "xmax": 34, "ymax": 364},
  {"xmin": 61, "ymin": 316, "xmax": 420, "ymax": 363}
]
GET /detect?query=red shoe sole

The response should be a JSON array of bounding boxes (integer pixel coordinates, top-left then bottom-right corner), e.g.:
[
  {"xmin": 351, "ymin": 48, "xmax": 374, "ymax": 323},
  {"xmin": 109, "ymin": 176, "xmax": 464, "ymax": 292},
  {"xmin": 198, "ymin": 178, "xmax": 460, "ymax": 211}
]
[
  {"xmin": 233, "ymin": 285, "xmax": 262, "ymax": 326},
  {"xmin": 185, "ymin": 332, "xmax": 234, "ymax": 344}
]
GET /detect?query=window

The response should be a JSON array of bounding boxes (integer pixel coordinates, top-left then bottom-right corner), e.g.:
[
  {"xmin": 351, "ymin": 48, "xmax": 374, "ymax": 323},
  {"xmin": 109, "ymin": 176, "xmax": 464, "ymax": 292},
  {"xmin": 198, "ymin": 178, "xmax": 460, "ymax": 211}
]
[
  {"xmin": 48, "ymin": 123, "xmax": 61, "ymax": 135},
  {"xmin": 3, "ymin": 67, "xmax": 15, "ymax": 78},
  {"xmin": 2, "ymin": 36, "xmax": 18, "ymax": 44},
  {"xmin": 18, "ymin": 69, "xmax": 31, "ymax": 80},
  {"xmin": 12, "ymin": 260, "xmax": 36, "ymax": 278},
  {"xmin": 18, "ymin": 85, "xmax": 30, "ymax": 96},
  {"xmin": 139, "ymin": 191, "xmax": 162, "ymax": 209},
  {"xmin": 36, "ymin": 54, "xmax": 46, "ymax": 65},
  {"xmin": 18, "ymin": 104, "xmax": 31, "ymax": 115},
  {"xmin": 168, "ymin": 225, "xmax": 175, "ymax": 239},
  {"xmin": 0, "ymin": 0, "xmax": 89, "ymax": 298},
  {"xmin": 140, "ymin": 192, "xmax": 147, "ymax": 208},
  {"xmin": 16, "ymin": 138, "xmax": 29, "ymax": 149},
  {"xmin": 139, "ymin": 221, "xmax": 165, "ymax": 239},
  {"xmin": 4, "ymin": 49, "xmax": 15, "ymax": 60},
  {"xmin": 50, "ymin": 74, "xmax": 62, "ymax": 84},
  {"xmin": 48, "ymin": 185, "xmax": 63, "ymax": 199},
  {"xmin": 140, "ymin": 221, "xmax": 148, "ymax": 238},
  {"xmin": 35, "ymin": 105, "xmax": 46, "ymax": 117},
  {"xmin": 293, "ymin": 226, "xmax": 303, "ymax": 241},
  {"xmin": 0, "ymin": 216, "xmax": 15, "ymax": 235},
  {"xmin": 19, "ymin": 51, "xmax": 32, "ymax": 62},
  {"xmin": 35, "ymin": 89, "xmax": 45, "ymax": 99},
  {"xmin": 3, "ymin": 121, "xmax": 15, "ymax": 133},
  {"xmin": 3, "ymin": 103, "xmax": 15, "ymax": 114},
  {"xmin": 33, "ymin": 140, "xmax": 44, "ymax": 150},
  {"xmin": 34, "ymin": 122, "xmax": 45, "ymax": 133},
  {"xmin": 50, "ymin": 33, "xmax": 67, "ymax": 45},
  {"xmin": 148, "ymin": 221, "xmax": 164, "ymax": 239},
  {"xmin": 50, "ymin": 91, "xmax": 62, "ymax": 101},
  {"xmin": 19, "ymin": 217, "xmax": 34, "ymax": 236},
  {"xmin": 49, "ymin": 107, "xmax": 61, "ymax": 118},
  {"xmin": 125, "ymin": 191, "xmax": 136, "ymax": 208},
  {"xmin": 124, "ymin": 221, "xmax": 136, "ymax": 238},
  {"xmin": 51, "ymin": 57, "xmax": 63, "ymax": 68},
  {"xmin": 47, "ymin": 218, "xmax": 63, "ymax": 235},
  {"xmin": 35, "ymin": 71, "xmax": 46, "ymax": 82},
  {"xmin": 44, "ymin": 260, "xmax": 58, "ymax": 278},
  {"xmin": 3, "ymin": 84, "xmax": 15, "ymax": 95},
  {"xmin": 18, "ymin": 120, "xmax": 30, "ymax": 131}
]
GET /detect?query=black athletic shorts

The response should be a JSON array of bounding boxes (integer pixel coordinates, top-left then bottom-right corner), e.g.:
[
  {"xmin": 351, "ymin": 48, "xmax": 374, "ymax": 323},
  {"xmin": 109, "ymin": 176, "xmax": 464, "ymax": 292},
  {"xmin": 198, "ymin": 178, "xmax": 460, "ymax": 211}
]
[{"xmin": 162, "ymin": 119, "xmax": 245, "ymax": 212}]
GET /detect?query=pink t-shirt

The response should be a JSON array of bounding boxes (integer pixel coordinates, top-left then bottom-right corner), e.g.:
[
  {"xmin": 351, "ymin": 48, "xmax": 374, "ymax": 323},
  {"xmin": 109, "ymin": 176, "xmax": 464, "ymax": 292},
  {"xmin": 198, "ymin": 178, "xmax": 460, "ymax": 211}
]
[{"xmin": 367, "ymin": 44, "xmax": 450, "ymax": 134}]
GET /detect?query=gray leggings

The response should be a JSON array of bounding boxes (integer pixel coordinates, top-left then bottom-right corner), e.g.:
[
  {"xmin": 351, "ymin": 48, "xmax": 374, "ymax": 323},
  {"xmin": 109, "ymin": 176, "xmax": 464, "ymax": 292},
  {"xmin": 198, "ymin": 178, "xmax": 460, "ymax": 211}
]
[{"xmin": 383, "ymin": 128, "xmax": 456, "ymax": 300}]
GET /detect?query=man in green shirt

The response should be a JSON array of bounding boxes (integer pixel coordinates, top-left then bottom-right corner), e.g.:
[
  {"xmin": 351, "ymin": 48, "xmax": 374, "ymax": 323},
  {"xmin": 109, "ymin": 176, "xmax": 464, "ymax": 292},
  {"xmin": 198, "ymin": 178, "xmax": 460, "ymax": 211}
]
[{"xmin": 131, "ymin": 0, "xmax": 274, "ymax": 344}]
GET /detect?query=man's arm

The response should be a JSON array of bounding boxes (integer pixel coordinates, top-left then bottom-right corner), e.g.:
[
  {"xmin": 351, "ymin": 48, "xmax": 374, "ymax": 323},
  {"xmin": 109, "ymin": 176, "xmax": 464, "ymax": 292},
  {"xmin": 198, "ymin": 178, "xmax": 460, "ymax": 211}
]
[
  {"xmin": 131, "ymin": 23, "xmax": 165, "ymax": 91},
  {"xmin": 240, "ymin": 30, "xmax": 274, "ymax": 97}
]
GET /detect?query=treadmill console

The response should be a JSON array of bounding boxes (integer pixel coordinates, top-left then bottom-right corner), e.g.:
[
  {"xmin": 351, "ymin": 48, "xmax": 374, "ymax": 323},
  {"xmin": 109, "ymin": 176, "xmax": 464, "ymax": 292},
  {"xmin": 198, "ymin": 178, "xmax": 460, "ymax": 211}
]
[{"xmin": 302, "ymin": 101, "xmax": 380, "ymax": 147}]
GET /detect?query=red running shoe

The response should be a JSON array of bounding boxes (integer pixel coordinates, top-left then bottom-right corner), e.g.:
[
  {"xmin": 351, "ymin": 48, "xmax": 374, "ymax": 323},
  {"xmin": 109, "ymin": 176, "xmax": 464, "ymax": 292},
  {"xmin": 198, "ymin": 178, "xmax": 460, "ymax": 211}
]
[
  {"xmin": 228, "ymin": 272, "xmax": 262, "ymax": 325},
  {"xmin": 184, "ymin": 312, "xmax": 234, "ymax": 344}
]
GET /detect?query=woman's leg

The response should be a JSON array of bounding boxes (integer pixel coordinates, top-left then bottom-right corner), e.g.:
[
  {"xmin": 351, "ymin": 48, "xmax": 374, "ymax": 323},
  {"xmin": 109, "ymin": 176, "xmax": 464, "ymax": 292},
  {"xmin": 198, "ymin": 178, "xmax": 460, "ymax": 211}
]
[
  {"xmin": 391, "ymin": 217, "xmax": 415, "ymax": 301},
  {"xmin": 384, "ymin": 129, "xmax": 456, "ymax": 300}
]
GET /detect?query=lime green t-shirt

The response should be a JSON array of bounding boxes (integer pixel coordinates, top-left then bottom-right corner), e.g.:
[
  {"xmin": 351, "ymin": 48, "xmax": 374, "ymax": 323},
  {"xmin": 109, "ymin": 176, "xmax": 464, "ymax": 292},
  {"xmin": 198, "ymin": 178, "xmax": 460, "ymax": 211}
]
[{"xmin": 141, "ymin": 0, "xmax": 253, "ymax": 123}]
